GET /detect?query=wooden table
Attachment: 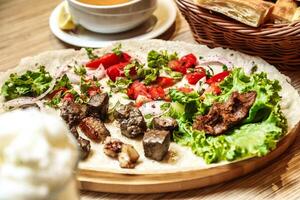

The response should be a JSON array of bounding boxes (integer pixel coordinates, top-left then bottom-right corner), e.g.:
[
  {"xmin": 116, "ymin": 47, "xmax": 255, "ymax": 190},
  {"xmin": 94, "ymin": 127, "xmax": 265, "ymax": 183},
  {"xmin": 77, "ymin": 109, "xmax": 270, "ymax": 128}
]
[{"xmin": 1, "ymin": 1, "xmax": 300, "ymax": 199}]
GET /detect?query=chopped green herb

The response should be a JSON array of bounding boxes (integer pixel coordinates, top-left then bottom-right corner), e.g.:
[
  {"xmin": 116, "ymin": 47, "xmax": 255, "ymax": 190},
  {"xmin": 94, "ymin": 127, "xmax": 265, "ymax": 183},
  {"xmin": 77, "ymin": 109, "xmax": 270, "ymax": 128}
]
[
  {"xmin": 107, "ymin": 77, "xmax": 132, "ymax": 93},
  {"xmin": 74, "ymin": 65, "xmax": 87, "ymax": 76},
  {"xmin": 222, "ymin": 65, "xmax": 228, "ymax": 71},
  {"xmin": 251, "ymin": 65, "xmax": 258, "ymax": 74},
  {"xmin": 112, "ymin": 44, "xmax": 122, "ymax": 56},
  {"xmin": 199, "ymin": 56, "xmax": 204, "ymax": 59},
  {"xmin": 147, "ymin": 50, "xmax": 178, "ymax": 68},
  {"xmin": 141, "ymin": 68, "xmax": 159, "ymax": 85},
  {"xmin": 1, "ymin": 66, "xmax": 53, "ymax": 101},
  {"xmin": 85, "ymin": 48, "xmax": 98, "ymax": 60},
  {"xmin": 53, "ymin": 74, "xmax": 72, "ymax": 91},
  {"xmin": 124, "ymin": 60, "xmax": 144, "ymax": 79}
]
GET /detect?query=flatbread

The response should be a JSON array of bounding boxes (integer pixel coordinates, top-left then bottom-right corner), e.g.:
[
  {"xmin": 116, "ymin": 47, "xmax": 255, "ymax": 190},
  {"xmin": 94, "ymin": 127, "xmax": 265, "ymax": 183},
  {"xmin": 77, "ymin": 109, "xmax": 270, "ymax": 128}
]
[{"xmin": 1, "ymin": 39, "xmax": 299, "ymax": 174}]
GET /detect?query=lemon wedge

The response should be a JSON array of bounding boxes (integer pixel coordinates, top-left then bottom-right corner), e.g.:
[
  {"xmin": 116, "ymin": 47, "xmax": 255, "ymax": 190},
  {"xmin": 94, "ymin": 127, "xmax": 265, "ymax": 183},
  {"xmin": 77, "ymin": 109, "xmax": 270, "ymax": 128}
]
[{"xmin": 58, "ymin": 2, "xmax": 76, "ymax": 31}]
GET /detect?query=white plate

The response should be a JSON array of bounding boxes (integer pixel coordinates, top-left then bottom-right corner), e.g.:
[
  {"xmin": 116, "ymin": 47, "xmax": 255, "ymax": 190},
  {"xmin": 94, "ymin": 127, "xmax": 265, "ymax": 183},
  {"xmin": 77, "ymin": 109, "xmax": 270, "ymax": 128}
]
[{"xmin": 49, "ymin": 0, "xmax": 177, "ymax": 48}]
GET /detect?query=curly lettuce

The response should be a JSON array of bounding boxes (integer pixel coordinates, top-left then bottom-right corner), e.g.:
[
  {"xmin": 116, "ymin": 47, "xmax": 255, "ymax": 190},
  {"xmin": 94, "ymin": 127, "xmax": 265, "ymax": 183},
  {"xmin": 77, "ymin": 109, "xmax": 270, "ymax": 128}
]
[{"xmin": 172, "ymin": 68, "xmax": 287, "ymax": 164}]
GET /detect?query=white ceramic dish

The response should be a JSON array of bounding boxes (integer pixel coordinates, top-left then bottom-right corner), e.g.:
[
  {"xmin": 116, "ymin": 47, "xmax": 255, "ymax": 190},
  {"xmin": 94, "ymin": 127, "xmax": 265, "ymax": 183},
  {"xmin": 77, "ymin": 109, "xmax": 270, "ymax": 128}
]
[
  {"xmin": 49, "ymin": 0, "xmax": 177, "ymax": 48},
  {"xmin": 67, "ymin": 0, "xmax": 157, "ymax": 33}
]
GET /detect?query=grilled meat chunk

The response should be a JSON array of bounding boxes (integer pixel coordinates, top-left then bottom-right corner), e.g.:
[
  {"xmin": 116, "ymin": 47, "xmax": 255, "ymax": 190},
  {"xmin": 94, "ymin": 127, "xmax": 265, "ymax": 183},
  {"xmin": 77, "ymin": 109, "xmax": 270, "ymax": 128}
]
[
  {"xmin": 60, "ymin": 101, "xmax": 87, "ymax": 127},
  {"xmin": 114, "ymin": 103, "xmax": 147, "ymax": 138},
  {"xmin": 118, "ymin": 144, "xmax": 140, "ymax": 169},
  {"xmin": 86, "ymin": 93, "xmax": 109, "ymax": 120},
  {"xmin": 143, "ymin": 130, "xmax": 170, "ymax": 161},
  {"xmin": 152, "ymin": 117, "xmax": 178, "ymax": 132},
  {"xmin": 193, "ymin": 91, "xmax": 257, "ymax": 135},
  {"xmin": 69, "ymin": 126, "xmax": 79, "ymax": 139},
  {"xmin": 103, "ymin": 137, "xmax": 123, "ymax": 158},
  {"xmin": 77, "ymin": 136, "xmax": 91, "ymax": 160},
  {"xmin": 79, "ymin": 117, "xmax": 110, "ymax": 142}
]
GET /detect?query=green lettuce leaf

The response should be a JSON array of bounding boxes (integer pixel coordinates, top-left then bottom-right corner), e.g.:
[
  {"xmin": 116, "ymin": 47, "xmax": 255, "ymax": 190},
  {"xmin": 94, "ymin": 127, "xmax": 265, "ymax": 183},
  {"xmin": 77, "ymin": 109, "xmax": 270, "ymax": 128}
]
[{"xmin": 173, "ymin": 67, "xmax": 287, "ymax": 164}]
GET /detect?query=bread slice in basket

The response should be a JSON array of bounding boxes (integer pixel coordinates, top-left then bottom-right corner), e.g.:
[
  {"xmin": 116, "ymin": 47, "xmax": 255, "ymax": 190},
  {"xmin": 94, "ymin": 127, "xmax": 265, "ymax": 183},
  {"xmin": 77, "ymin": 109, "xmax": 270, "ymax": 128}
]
[{"xmin": 194, "ymin": 0, "xmax": 274, "ymax": 27}]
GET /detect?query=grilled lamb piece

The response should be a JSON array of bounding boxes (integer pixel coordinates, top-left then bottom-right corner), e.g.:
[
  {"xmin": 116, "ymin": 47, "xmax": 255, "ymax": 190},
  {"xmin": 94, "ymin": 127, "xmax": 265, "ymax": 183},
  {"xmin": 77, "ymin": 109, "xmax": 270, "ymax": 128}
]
[
  {"xmin": 79, "ymin": 117, "xmax": 110, "ymax": 142},
  {"xmin": 114, "ymin": 103, "xmax": 147, "ymax": 138},
  {"xmin": 152, "ymin": 117, "xmax": 178, "ymax": 132},
  {"xmin": 193, "ymin": 91, "xmax": 257, "ymax": 135},
  {"xmin": 86, "ymin": 93, "xmax": 109, "ymax": 120},
  {"xmin": 143, "ymin": 130, "xmax": 171, "ymax": 161},
  {"xmin": 60, "ymin": 100, "xmax": 87, "ymax": 127},
  {"xmin": 77, "ymin": 136, "xmax": 91, "ymax": 160},
  {"xmin": 103, "ymin": 137, "xmax": 123, "ymax": 158},
  {"xmin": 118, "ymin": 144, "xmax": 140, "ymax": 169}
]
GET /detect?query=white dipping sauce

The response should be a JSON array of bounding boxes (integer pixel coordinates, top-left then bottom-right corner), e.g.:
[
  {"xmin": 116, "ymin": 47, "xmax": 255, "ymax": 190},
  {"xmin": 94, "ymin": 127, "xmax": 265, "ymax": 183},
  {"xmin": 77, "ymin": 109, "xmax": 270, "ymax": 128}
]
[{"xmin": 0, "ymin": 109, "xmax": 79, "ymax": 200}]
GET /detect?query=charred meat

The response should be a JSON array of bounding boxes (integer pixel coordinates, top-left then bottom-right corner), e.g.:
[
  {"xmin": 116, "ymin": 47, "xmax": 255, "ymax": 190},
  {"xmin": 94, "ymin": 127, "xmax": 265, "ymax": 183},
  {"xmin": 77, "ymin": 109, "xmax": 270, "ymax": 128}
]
[
  {"xmin": 143, "ymin": 129, "xmax": 171, "ymax": 161},
  {"xmin": 69, "ymin": 126, "xmax": 79, "ymax": 139},
  {"xmin": 86, "ymin": 93, "xmax": 109, "ymax": 120},
  {"xmin": 193, "ymin": 91, "xmax": 257, "ymax": 135},
  {"xmin": 60, "ymin": 100, "xmax": 87, "ymax": 127},
  {"xmin": 103, "ymin": 137, "xmax": 123, "ymax": 158},
  {"xmin": 79, "ymin": 117, "xmax": 110, "ymax": 142},
  {"xmin": 152, "ymin": 117, "xmax": 178, "ymax": 132},
  {"xmin": 77, "ymin": 136, "xmax": 91, "ymax": 160},
  {"xmin": 118, "ymin": 144, "xmax": 140, "ymax": 169},
  {"xmin": 114, "ymin": 103, "xmax": 147, "ymax": 138}
]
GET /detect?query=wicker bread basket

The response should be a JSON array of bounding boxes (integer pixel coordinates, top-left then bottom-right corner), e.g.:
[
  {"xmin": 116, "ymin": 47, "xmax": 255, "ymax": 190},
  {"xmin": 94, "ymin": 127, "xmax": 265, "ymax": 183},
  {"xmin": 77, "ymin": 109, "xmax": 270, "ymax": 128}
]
[{"xmin": 176, "ymin": 0, "xmax": 300, "ymax": 70}]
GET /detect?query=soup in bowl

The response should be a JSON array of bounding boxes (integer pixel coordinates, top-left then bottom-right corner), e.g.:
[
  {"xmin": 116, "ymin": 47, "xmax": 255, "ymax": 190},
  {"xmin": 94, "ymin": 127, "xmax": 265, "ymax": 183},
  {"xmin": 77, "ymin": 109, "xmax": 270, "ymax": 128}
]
[{"xmin": 67, "ymin": 0, "xmax": 157, "ymax": 33}]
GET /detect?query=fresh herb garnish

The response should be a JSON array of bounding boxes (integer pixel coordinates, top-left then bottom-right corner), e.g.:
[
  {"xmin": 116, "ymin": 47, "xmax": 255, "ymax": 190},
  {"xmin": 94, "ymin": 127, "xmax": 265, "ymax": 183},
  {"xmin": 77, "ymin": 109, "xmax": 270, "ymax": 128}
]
[
  {"xmin": 107, "ymin": 77, "xmax": 132, "ymax": 93},
  {"xmin": 85, "ymin": 48, "xmax": 98, "ymax": 60},
  {"xmin": 74, "ymin": 65, "xmax": 87, "ymax": 76},
  {"xmin": 222, "ymin": 65, "xmax": 228, "ymax": 71},
  {"xmin": 1, "ymin": 66, "xmax": 53, "ymax": 101},
  {"xmin": 251, "ymin": 65, "xmax": 258, "ymax": 74},
  {"xmin": 53, "ymin": 74, "xmax": 72, "ymax": 91},
  {"xmin": 147, "ymin": 50, "xmax": 178, "ymax": 68},
  {"xmin": 112, "ymin": 44, "xmax": 122, "ymax": 56}
]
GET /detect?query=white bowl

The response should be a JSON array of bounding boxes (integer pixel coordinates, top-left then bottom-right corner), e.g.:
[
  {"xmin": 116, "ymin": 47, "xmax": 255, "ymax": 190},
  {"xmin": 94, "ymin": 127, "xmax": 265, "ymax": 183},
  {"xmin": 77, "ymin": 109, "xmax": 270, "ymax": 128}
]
[{"xmin": 67, "ymin": 0, "xmax": 157, "ymax": 33}]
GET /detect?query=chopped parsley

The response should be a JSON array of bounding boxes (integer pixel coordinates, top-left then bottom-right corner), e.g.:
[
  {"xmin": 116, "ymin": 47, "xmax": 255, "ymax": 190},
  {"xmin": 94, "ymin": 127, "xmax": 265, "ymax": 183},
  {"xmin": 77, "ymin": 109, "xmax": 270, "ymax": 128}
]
[
  {"xmin": 112, "ymin": 44, "xmax": 122, "ymax": 56},
  {"xmin": 1, "ymin": 66, "xmax": 53, "ymax": 101},
  {"xmin": 147, "ymin": 50, "xmax": 178, "ymax": 68},
  {"xmin": 74, "ymin": 65, "xmax": 87, "ymax": 76},
  {"xmin": 85, "ymin": 48, "xmax": 98, "ymax": 60}
]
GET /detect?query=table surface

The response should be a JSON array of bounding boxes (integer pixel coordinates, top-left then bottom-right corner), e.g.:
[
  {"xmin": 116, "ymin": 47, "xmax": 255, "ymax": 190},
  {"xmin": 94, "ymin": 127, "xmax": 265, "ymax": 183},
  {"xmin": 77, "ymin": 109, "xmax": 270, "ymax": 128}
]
[{"xmin": 1, "ymin": 0, "xmax": 300, "ymax": 199}]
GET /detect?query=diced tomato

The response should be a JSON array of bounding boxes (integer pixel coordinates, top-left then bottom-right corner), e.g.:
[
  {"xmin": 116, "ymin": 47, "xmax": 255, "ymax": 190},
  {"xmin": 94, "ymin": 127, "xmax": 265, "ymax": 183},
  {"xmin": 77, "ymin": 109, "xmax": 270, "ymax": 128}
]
[
  {"xmin": 156, "ymin": 77, "xmax": 175, "ymax": 88},
  {"xmin": 168, "ymin": 54, "xmax": 197, "ymax": 74},
  {"xmin": 178, "ymin": 87, "xmax": 193, "ymax": 93},
  {"xmin": 87, "ymin": 86, "xmax": 101, "ymax": 97},
  {"xmin": 86, "ymin": 52, "xmax": 131, "ymax": 69},
  {"xmin": 186, "ymin": 71, "xmax": 206, "ymax": 85},
  {"xmin": 210, "ymin": 83, "xmax": 222, "ymax": 95},
  {"xmin": 148, "ymin": 86, "xmax": 165, "ymax": 100},
  {"xmin": 135, "ymin": 95, "xmax": 151, "ymax": 107},
  {"xmin": 48, "ymin": 87, "xmax": 67, "ymax": 99},
  {"xmin": 180, "ymin": 54, "xmax": 197, "ymax": 69},
  {"xmin": 106, "ymin": 62, "xmax": 129, "ymax": 81},
  {"xmin": 195, "ymin": 66, "xmax": 206, "ymax": 73},
  {"xmin": 120, "ymin": 52, "xmax": 131, "ymax": 62},
  {"xmin": 168, "ymin": 60, "xmax": 187, "ymax": 74},
  {"xmin": 127, "ymin": 81, "xmax": 150, "ymax": 100},
  {"xmin": 206, "ymin": 71, "xmax": 230, "ymax": 84},
  {"xmin": 63, "ymin": 93, "xmax": 74, "ymax": 102}
]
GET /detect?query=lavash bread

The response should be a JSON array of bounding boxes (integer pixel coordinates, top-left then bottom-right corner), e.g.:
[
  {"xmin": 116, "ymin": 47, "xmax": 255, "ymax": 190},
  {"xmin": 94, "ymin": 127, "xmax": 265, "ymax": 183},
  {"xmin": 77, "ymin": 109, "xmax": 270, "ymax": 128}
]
[
  {"xmin": 194, "ymin": 0, "xmax": 274, "ymax": 27},
  {"xmin": 0, "ymin": 40, "xmax": 300, "ymax": 173}
]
